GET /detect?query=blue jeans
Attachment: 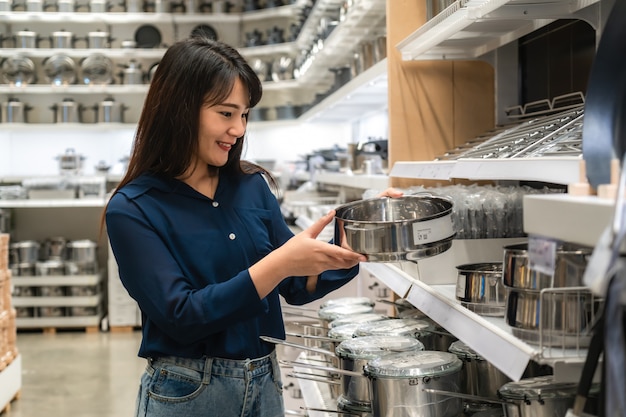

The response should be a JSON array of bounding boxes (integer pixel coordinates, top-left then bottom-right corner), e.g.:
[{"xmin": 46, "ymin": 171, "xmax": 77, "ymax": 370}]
[{"xmin": 135, "ymin": 351, "xmax": 284, "ymax": 417}]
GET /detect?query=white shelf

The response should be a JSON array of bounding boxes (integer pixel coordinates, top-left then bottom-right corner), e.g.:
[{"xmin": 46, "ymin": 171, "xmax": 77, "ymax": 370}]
[
  {"xmin": 0, "ymin": 198, "xmax": 107, "ymax": 208},
  {"xmin": 12, "ymin": 294, "xmax": 102, "ymax": 307},
  {"xmin": 15, "ymin": 315, "xmax": 101, "ymax": 328},
  {"xmin": 396, "ymin": 0, "xmax": 601, "ymax": 60},
  {"xmin": 390, "ymin": 156, "xmax": 581, "ymax": 185},
  {"xmin": 12, "ymin": 273, "xmax": 102, "ymax": 286},
  {"xmin": 0, "ymin": 10, "xmax": 239, "ymax": 24},
  {"xmin": 0, "ymin": 355, "xmax": 21, "ymax": 413},
  {"xmin": 361, "ymin": 262, "xmax": 592, "ymax": 383},
  {"xmin": 523, "ymin": 193, "xmax": 614, "ymax": 248},
  {"xmin": 314, "ymin": 171, "xmax": 389, "ymax": 191}
]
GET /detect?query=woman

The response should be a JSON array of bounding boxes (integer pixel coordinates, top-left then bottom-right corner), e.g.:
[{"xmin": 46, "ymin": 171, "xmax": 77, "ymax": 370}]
[{"xmin": 106, "ymin": 36, "xmax": 400, "ymax": 417}]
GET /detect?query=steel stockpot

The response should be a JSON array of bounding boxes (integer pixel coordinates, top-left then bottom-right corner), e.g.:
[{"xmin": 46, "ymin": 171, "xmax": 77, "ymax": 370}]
[
  {"xmin": 363, "ymin": 350, "xmax": 463, "ymax": 417},
  {"xmin": 318, "ymin": 303, "xmax": 375, "ymax": 325},
  {"xmin": 497, "ymin": 375, "xmax": 577, "ymax": 417},
  {"xmin": 334, "ymin": 194, "xmax": 455, "ymax": 262},
  {"xmin": 321, "ymin": 296, "xmax": 375, "ymax": 309},
  {"xmin": 66, "ymin": 239, "xmax": 97, "ymax": 263},
  {"xmin": 504, "ymin": 286, "xmax": 601, "ymax": 347},
  {"xmin": 502, "ymin": 242, "xmax": 591, "ymax": 290},
  {"xmin": 335, "ymin": 335, "xmax": 425, "ymax": 409},
  {"xmin": 456, "ymin": 262, "xmax": 506, "ymax": 316},
  {"xmin": 354, "ymin": 318, "xmax": 436, "ymax": 350}
]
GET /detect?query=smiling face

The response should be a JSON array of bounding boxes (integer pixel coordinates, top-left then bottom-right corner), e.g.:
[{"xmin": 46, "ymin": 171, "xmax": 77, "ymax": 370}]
[{"xmin": 190, "ymin": 77, "xmax": 250, "ymax": 174}]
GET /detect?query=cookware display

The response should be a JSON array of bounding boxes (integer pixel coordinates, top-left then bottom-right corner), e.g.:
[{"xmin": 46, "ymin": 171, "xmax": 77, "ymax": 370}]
[
  {"xmin": 497, "ymin": 375, "xmax": 578, "ymax": 417},
  {"xmin": 455, "ymin": 262, "xmax": 506, "ymax": 316},
  {"xmin": 329, "ymin": 313, "xmax": 386, "ymax": 329},
  {"xmin": 271, "ymin": 55, "xmax": 294, "ymax": 82},
  {"xmin": 1, "ymin": 98, "xmax": 31, "ymax": 123},
  {"xmin": 42, "ymin": 54, "xmax": 77, "ymax": 85},
  {"xmin": 80, "ymin": 53, "xmax": 113, "ymax": 85},
  {"xmin": 117, "ymin": 59, "xmax": 144, "ymax": 84},
  {"xmin": 334, "ymin": 194, "xmax": 455, "ymax": 262},
  {"xmin": 94, "ymin": 96, "xmax": 128, "ymax": 123},
  {"xmin": 363, "ymin": 350, "xmax": 463, "ymax": 417},
  {"xmin": 134, "ymin": 24, "xmax": 162, "ymax": 48},
  {"xmin": 320, "ymin": 296, "xmax": 375, "ymax": 309},
  {"xmin": 1, "ymin": 55, "xmax": 36, "ymax": 85},
  {"xmin": 86, "ymin": 30, "xmax": 113, "ymax": 48},
  {"xmin": 50, "ymin": 98, "xmax": 84, "ymax": 123},
  {"xmin": 318, "ymin": 303, "xmax": 375, "ymax": 323},
  {"xmin": 354, "ymin": 318, "xmax": 436, "ymax": 350},
  {"xmin": 56, "ymin": 147, "xmax": 85, "ymax": 173}
]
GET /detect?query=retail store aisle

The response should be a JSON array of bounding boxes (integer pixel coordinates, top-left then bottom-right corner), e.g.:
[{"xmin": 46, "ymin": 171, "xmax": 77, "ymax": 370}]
[{"xmin": 6, "ymin": 330, "xmax": 144, "ymax": 417}]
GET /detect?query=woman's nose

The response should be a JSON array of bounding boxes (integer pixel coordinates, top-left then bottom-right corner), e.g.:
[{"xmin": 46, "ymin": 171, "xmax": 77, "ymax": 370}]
[{"xmin": 229, "ymin": 117, "xmax": 246, "ymax": 137}]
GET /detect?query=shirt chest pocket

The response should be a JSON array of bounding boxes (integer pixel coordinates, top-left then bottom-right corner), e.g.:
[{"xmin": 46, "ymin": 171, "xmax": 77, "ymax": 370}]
[{"xmin": 233, "ymin": 207, "xmax": 275, "ymax": 259}]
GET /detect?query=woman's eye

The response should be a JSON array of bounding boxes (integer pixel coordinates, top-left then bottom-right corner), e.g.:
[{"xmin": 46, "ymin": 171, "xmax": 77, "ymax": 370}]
[{"xmin": 221, "ymin": 112, "xmax": 232, "ymax": 117}]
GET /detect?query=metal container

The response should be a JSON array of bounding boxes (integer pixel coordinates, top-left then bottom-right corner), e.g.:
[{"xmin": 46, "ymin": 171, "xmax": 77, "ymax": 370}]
[
  {"xmin": 335, "ymin": 335, "xmax": 424, "ymax": 409},
  {"xmin": 42, "ymin": 236, "xmax": 67, "ymax": 260},
  {"xmin": 118, "ymin": 60, "xmax": 144, "ymax": 85},
  {"xmin": 12, "ymin": 30, "xmax": 39, "ymax": 48},
  {"xmin": 1, "ymin": 55, "xmax": 36, "ymax": 86},
  {"xmin": 94, "ymin": 97, "xmax": 127, "ymax": 123},
  {"xmin": 364, "ymin": 350, "xmax": 463, "ymax": 417},
  {"xmin": 56, "ymin": 148, "xmax": 85, "ymax": 173},
  {"xmin": 50, "ymin": 30, "xmax": 77, "ymax": 49},
  {"xmin": 329, "ymin": 313, "xmax": 386, "ymax": 329},
  {"xmin": 318, "ymin": 303, "xmax": 375, "ymax": 323},
  {"xmin": 498, "ymin": 376, "xmax": 577, "ymax": 417},
  {"xmin": 504, "ymin": 286, "xmax": 601, "ymax": 347},
  {"xmin": 51, "ymin": 99, "xmax": 83, "ymax": 123},
  {"xmin": 66, "ymin": 239, "xmax": 97, "ymax": 263},
  {"xmin": 502, "ymin": 242, "xmax": 591, "ymax": 290},
  {"xmin": 456, "ymin": 262, "xmax": 506, "ymax": 316},
  {"xmin": 354, "ymin": 318, "xmax": 436, "ymax": 350},
  {"xmin": 1, "ymin": 98, "xmax": 31, "ymax": 123},
  {"xmin": 334, "ymin": 195, "xmax": 455, "ymax": 262},
  {"xmin": 86, "ymin": 31, "xmax": 111, "ymax": 48},
  {"xmin": 448, "ymin": 340, "xmax": 511, "ymax": 409},
  {"xmin": 80, "ymin": 53, "xmax": 113, "ymax": 85},
  {"xmin": 42, "ymin": 54, "xmax": 76, "ymax": 85},
  {"xmin": 321, "ymin": 296, "xmax": 375, "ymax": 310},
  {"xmin": 36, "ymin": 260, "xmax": 65, "ymax": 276},
  {"xmin": 9, "ymin": 240, "xmax": 40, "ymax": 264}
]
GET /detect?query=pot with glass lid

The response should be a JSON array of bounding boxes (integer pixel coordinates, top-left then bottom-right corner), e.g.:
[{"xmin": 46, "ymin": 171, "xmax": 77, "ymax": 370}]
[{"xmin": 354, "ymin": 318, "xmax": 436, "ymax": 350}]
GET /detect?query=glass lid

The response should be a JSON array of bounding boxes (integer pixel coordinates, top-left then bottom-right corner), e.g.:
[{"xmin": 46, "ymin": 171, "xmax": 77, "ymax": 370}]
[
  {"xmin": 327, "ymin": 323, "xmax": 360, "ymax": 340},
  {"xmin": 448, "ymin": 340, "xmax": 484, "ymax": 360},
  {"xmin": 364, "ymin": 350, "xmax": 462, "ymax": 378},
  {"xmin": 498, "ymin": 376, "xmax": 578, "ymax": 400},
  {"xmin": 329, "ymin": 313, "xmax": 386, "ymax": 328},
  {"xmin": 318, "ymin": 303, "xmax": 374, "ymax": 321},
  {"xmin": 320, "ymin": 296, "xmax": 375, "ymax": 309},
  {"xmin": 354, "ymin": 318, "xmax": 434, "ymax": 337},
  {"xmin": 335, "ymin": 335, "xmax": 424, "ymax": 359}
]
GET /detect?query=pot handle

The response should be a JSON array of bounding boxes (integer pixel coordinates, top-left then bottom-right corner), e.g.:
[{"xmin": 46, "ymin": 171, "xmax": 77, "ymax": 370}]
[
  {"xmin": 285, "ymin": 332, "xmax": 337, "ymax": 343},
  {"xmin": 421, "ymin": 388, "xmax": 506, "ymax": 405},
  {"xmin": 260, "ymin": 335, "xmax": 335, "ymax": 357},
  {"xmin": 286, "ymin": 372, "xmax": 341, "ymax": 385},
  {"xmin": 280, "ymin": 359, "xmax": 363, "ymax": 378},
  {"xmin": 302, "ymin": 406, "xmax": 362, "ymax": 416}
]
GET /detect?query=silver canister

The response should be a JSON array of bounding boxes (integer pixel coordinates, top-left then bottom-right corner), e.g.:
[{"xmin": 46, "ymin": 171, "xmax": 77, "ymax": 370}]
[
  {"xmin": 1, "ymin": 98, "xmax": 31, "ymax": 123},
  {"xmin": 95, "ymin": 97, "xmax": 127, "ymax": 123}
]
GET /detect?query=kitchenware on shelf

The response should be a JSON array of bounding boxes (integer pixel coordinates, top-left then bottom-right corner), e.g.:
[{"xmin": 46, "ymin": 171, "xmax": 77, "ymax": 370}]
[
  {"xmin": 363, "ymin": 350, "xmax": 463, "ymax": 417},
  {"xmin": 1, "ymin": 55, "xmax": 36, "ymax": 86},
  {"xmin": 271, "ymin": 56, "xmax": 294, "ymax": 82},
  {"xmin": 250, "ymin": 58, "xmax": 269, "ymax": 81},
  {"xmin": 209, "ymin": 0, "xmax": 230, "ymax": 13},
  {"xmin": 1, "ymin": 98, "xmax": 31, "ymax": 123},
  {"xmin": 117, "ymin": 59, "xmax": 144, "ymax": 84},
  {"xmin": 42, "ymin": 236, "xmax": 67, "ymax": 260},
  {"xmin": 147, "ymin": 61, "xmax": 159, "ymax": 82},
  {"xmin": 55, "ymin": 148, "xmax": 85, "ymax": 174},
  {"xmin": 50, "ymin": 99, "xmax": 84, "ymax": 123},
  {"xmin": 190, "ymin": 24, "xmax": 218, "ymax": 40},
  {"xmin": 94, "ymin": 97, "xmax": 128, "ymax": 123},
  {"xmin": 455, "ymin": 262, "xmax": 506, "ymax": 316},
  {"xmin": 57, "ymin": 0, "xmax": 75, "ymax": 11},
  {"xmin": 266, "ymin": 26, "xmax": 284, "ymax": 44},
  {"xmin": 86, "ymin": 30, "xmax": 113, "ymax": 48},
  {"xmin": 334, "ymin": 194, "xmax": 455, "ymax": 262},
  {"xmin": 134, "ymin": 24, "xmax": 162, "ymax": 48},
  {"xmin": 42, "ymin": 54, "xmax": 77, "ymax": 85},
  {"xmin": 88, "ymin": 0, "xmax": 110, "ymax": 11},
  {"xmin": 9, "ymin": 30, "xmax": 41, "ymax": 48},
  {"xmin": 329, "ymin": 66, "xmax": 352, "ymax": 90},
  {"xmin": 143, "ymin": 0, "xmax": 164, "ymax": 12},
  {"xmin": 66, "ymin": 239, "xmax": 98, "ymax": 264},
  {"xmin": 242, "ymin": 0, "xmax": 257, "ymax": 11},
  {"xmin": 0, "ymin": 0, "xmax": 10, "ymax": 10},
  {"xmin": 354, "ymin": 317, "xmax": 436, "ymax": 350},
  {"xmin": 320, "ymin": 296, "xmax": 375, "ymax": 309},
  {"xmin": 80, "ymin": 53, "xmax": 114, "ymax": 85},
  {"xmin": 50, "ymin": 29, "xmax": 80, "ymax": 49},
  {"xmin": 373, "ymin": 34, "xmax": 387, "ymax": 62},
  {"xmin": 502, "ymin": 242, "xmax": 591, "ymax": 290},
  {"xmin": 244, "ymin": 29, "xmax": 263, "ymax": 47},
  {"xmin": 36, "ymin": 260, "xmax": 66, "ymax": 277},
  {"xmin": 9, "ymin": 240, "xmax": 40, "ymax": 265},
  {"xmin": 497, "ymin": 376, "xmax": 578, "ymax": 417},
  {"xmin": 26, "ymin": 0, "xmax": 43, "ymax": 11},
  {"xmin": 275, "ymin": 103, "xmax": 300, "ymax": 120}
]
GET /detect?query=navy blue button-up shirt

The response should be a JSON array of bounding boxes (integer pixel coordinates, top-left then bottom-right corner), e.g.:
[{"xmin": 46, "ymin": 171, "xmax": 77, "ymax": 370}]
[{"xmin": 106, "ymin": 172, "xmax": 358, "ymax": 360}]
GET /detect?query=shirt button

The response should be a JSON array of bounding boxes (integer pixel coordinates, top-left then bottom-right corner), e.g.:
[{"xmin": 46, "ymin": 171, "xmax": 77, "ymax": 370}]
[
  {"xmin": 212, "ymin": 201, "xmax": 219, "ymax": 207},
  {"xmin": 229, "ymin": 233, "xmax": 236, "ymax": 240}
]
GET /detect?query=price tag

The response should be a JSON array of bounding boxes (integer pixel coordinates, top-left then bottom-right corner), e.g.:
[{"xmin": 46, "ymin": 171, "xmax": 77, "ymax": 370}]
[{"xmin": 527, "ymin": 235, "xmax": 557, "ymax": 276}]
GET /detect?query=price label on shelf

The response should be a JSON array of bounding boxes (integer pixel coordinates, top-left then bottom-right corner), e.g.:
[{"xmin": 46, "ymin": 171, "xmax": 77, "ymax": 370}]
[{"xmin": 527, "ymin": 235, "xmax": 557, "ymax": 276}]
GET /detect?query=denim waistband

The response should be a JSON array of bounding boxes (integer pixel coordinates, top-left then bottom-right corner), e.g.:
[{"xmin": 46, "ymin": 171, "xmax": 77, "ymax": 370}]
[{"xmin": 147, "ymin": 350, "xmax": 279, "ymax": 382}]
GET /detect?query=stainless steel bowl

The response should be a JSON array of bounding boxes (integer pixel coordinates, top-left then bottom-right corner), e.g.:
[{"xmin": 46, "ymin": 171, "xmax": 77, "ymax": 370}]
[
  {"xmin": 334, "ymin": 195, "xmax": 455, "ymax": 262},
  {"xmin": 456, "ymin": 262, "xmax": 506, "ymax": 316}
]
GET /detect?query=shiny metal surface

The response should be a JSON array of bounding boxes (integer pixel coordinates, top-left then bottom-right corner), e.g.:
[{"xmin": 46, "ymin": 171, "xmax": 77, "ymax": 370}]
[
  {"xmin": 503, "ymin": 243, "xmax": 591, "ymax": 290},
  {"xmin": 455, "ymin": 262, "xmax": 505, "ymax": 316},
  {"xmin": 334, "ymin": 195, "xmax": 455, "ymax": 262}
]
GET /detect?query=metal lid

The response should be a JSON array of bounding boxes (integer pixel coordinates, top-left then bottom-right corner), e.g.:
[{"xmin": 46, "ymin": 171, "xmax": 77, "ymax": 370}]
[
  {"xmin": 335, "ymin": 335, "xmax": 424, "ymax": 360},
  {"xmin": 498, "ymin": 376, "xmax": 578, "ymax": 401},
  {"xmin": 354, "ymin": 318, "xmax": 434, "ymax": 337},
  {"xmin": 318, "ymin": 303, "xmax": 374, "ymax": 321},
  {"xmin": 456, "ymin": 262, "xmax": 502, "ymax": 274},
  {"xmin": 67, "ymin": 239, "xmax": 97, "ymax": 249},
  {"xmin": 364, "ymin": 350, "xmax": 462, "ymax": 378},
  {"xmin": 327, "ymin": 323, "xmax": 360, "ymax": 341},
  {"xmin": 329, "ymin": 313, "xmax": 386, "ymax": 328},
  {"xmin": 36, "ymin": 259, "xmax": 65, "ymax": 268},
  {"xmin": 320, "ymin": 296, "xmax": 375, "ymax": 309},
  {"xmin": 448, "ymin": 340, "xmax": 484, "ymax": 360}
]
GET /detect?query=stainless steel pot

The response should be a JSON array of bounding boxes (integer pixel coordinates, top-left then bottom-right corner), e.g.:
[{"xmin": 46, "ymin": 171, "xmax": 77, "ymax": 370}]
[
  {"xmin": 503, "ymin": 242, "xmax": 591, "ymax": 290},
  {"xmin": 56, "ymin": 148, "xmax": 85, "ymax": 173},
  {"xmin": 456, "ymin": 262, "xmax": 506, "ymax": 316},
  {"xmin": 1, "ymin": 55, "xmax": 36, "ymax": 86},
  {"xmin": 335, "ymin": 335, "xmax": 424, "ymax": 409},
  {"xmin": 497, "ymin": 376, "xmax": 577, "ymax": 417},
  {"xmin": 504, "ymin": 286, "xmax": 601, "ymax": 347},
  {"xmin": 50, "ymin": 30, "xmax": 78, "ymax": 48},
  {"xmin": 448, "ymin": 340, "xmax": 511, "ymax": 409},
  {"xmin": 80, "ymin": 53, "xmax": 113, "ymax": 85},
  {"xmin": 118, "ymin": 60, "xmax": 144, "ymax": 84},
  {"xmin": 354, "ymin": 318, "xmax": 436, "ymax": 350},
  {"xmin": 271, "ymin": 56, "xmax": 294, "ymax": 82},
  {"xmin": 329, "ymin": 313, "xmax": 386, "ymax": 329},
  {"xmin": 318, "ymin": 303, "xmax": 375, "ymax": 324},
  {"xmin": 11, "ymin": 30, "xmax": 40, "ymax": 48},
  {"xmin": 1, "ymin": 98, "xmax": 31, "ymax": 123},
  {"xmin": 66, "ymin": 239, "xmax": 97, "ymax": 263},
  {"xmin": 42, "ymin": 236, "xmax": 67, "ymax": 260},
  {"xmin": 36, "ymin": 260, "xmax": 65, "ymax": 276},
  {"xmin": 42, "ymin": 54, "xmax": 76, "ymax": 85},
  {"xmin": 51, "ymin": 99, "xmax": 83, "ymax": 123},
  {"xmin": 9, "ymin": 240, "xmax": 40, "ymax": 264},
  {"xmin": 334, "ymin": 195, "xmax": 455, "ymax": 262},
  {"xmin": 86, "ymin": 30, "xmax": 112, "ymax": 48},
  {"xmin": 94, "ymin": 97, "xmax": 127, "ymax": 123},
  {"xmin": 321, "ymin": 297, "xmax": 375, "ymax": 310},
  {"xmin": 364, "ymin": 350, "xmax": 463, "ymax": 417}
]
